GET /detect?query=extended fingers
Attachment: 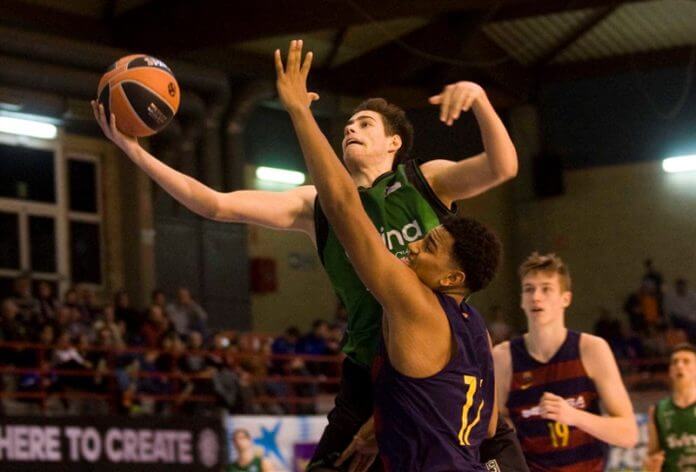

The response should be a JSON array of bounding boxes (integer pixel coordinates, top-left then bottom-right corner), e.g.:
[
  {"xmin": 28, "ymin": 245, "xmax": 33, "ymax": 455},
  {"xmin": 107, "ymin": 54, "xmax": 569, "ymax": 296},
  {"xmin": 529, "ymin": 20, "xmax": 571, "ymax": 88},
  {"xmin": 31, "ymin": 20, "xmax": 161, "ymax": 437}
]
[
  {"xmin": 274, "ymin": 49, "xmax": 284, "ymax": 77},
  {"xmin": 301, "ymin": 50, "xmax": 314, "ymax": 78}
]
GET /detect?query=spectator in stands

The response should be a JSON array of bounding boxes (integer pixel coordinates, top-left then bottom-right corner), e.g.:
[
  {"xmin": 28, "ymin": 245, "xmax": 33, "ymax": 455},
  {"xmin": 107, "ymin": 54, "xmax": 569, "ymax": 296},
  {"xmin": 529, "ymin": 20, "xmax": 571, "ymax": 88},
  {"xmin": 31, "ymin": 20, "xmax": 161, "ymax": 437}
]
[
  {"xmin": 624, "ymin": 279, "xmax": 662, "ymax": 334},
  {"xmin": 92, "ymin": 304, "xmax": 125, "ymax": 346},
  {"xmin": 77, "ymin": 285, "xmax": 103, "ymax": 322},
  {"xmin": 0, "ymin": 298, "xmax": 28, "ymax": 344},
  {"xmin": 299, "ymin": 319, "xmax": 329, "ymax": 356},
  {"xmin": 642, "ymin": 258, "xmax": 664, "ymax": 295},
  {"xmin": 151, "ymin": 289, "xmax": 168, "ymax": 311},
  {"xmin": 11, "ymin": 275, "xmax": 38, "ymax": 320},
  {"xmin": 113, "ymin": 290, "xmax": 142, "ymax": 340},
  {"xmin": 140, "ymin": 305, "xmax": 173, "ymax": 348},
  {"xmin": 51, "ymin": 331, "xmax": 93, "ymax": 397},
  {"xmin": 167, "ymin": 287, "xmax": 208, "ymax": 336},
  {"xmin": 36, "ymin": 281, "xmax": 58, "ymax": 324},
  {"xmin": 664, "ymin": 278, "xmax": 696, "ymax": 342}
]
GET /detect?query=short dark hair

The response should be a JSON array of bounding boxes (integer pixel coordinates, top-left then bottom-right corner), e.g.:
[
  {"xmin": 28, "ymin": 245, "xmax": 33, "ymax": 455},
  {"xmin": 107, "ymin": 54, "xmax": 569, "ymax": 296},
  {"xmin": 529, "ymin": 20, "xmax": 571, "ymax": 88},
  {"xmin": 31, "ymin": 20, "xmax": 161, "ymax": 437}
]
[
  {"xmin": 442, "ymin": 217, "xmax": 501, "ymax": 293},
  {"xmin": 671, "ymin": 343, "xmax": 696, "ymax": 358},
  {"xmin": 352, "ymin": 98, "xmax": 414, "ymax": 167}
]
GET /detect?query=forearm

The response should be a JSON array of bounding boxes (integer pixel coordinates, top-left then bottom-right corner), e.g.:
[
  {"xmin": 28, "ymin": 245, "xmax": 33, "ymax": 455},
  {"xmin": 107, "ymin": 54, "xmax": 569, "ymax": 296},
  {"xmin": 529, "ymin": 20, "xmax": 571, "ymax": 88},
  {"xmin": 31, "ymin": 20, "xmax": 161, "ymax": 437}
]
[
  {"xmin": 287, "ymin": 108, "xmax": 359, "ymax": 216},
  {"xmin": 472, "ymin": 96, "xmax": 518, "ymax": 179},
  {"xmin": 125, "ymin": 144, "xmax": 221, "ymax": 219},
  {"xmin": 572, "ymin": 409, "xmax": 638, "ymax": 448}
]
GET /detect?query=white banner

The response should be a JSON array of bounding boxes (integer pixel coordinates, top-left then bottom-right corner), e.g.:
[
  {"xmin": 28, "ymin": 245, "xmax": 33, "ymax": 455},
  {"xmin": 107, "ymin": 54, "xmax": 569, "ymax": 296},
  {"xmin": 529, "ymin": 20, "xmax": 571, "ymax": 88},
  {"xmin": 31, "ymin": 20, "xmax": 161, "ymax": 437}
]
[
  {"xmin": 225, "ymin": 415, "xmax": 328, "ymax": 471},
  {"xmin": 225, "ymin": 413, "xmax": 649, "ymax": 471}
]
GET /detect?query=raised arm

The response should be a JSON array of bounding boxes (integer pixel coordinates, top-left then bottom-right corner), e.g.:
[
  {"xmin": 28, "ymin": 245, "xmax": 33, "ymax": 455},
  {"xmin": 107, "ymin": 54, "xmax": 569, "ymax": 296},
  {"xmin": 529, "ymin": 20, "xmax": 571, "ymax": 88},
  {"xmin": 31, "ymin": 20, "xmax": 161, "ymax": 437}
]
[
  {"xmin": 274, "ymin": 40, "xmax": 435, "ymax": 320},
  {"xmin": 421, "ymin": 82, "xmax": 518, "ymax": 206},
  {"xmin": 91, "ymin": 100, "xmax": 316, "ymax": 235}
]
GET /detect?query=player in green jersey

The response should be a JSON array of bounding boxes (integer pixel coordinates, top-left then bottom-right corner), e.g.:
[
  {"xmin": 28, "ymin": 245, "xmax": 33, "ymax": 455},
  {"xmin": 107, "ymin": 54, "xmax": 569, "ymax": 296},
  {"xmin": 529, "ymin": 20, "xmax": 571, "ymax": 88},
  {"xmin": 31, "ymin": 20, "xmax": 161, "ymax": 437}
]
[
  {"xmin": 92, "ymin": 37, "xmax": 522, "ymax": 471},
  {"xmin": 645, "ymin": 343, "xmax": 696, "ymax": 472},
  {"xmin": 227, "ymin": 428, "xmax": 271, "ymax": 472}
]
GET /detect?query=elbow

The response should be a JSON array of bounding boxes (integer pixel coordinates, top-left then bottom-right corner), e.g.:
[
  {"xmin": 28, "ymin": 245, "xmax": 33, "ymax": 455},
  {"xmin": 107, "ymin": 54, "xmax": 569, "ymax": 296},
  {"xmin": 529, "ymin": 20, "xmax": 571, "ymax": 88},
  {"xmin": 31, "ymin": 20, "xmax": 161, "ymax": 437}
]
[
  {"xmin": 500, "ymin": 153, "xmax": 518, "ymax": 181},
  {"xmin": 617, "ymin": 421, "xmax": 640, "ymax": 448}
]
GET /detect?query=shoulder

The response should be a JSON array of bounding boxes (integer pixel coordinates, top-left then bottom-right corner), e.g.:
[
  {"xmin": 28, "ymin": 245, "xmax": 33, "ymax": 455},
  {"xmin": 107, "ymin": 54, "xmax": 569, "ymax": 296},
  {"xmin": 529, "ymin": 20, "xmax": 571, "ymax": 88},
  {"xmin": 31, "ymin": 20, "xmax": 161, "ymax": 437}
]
[
  {"xmin": 579, "ymin": 332, "xmax": 611, "ymax": 357},
  {"xmin": 579, "ymin": 333, "xmax": 617, "ymax": 374}
]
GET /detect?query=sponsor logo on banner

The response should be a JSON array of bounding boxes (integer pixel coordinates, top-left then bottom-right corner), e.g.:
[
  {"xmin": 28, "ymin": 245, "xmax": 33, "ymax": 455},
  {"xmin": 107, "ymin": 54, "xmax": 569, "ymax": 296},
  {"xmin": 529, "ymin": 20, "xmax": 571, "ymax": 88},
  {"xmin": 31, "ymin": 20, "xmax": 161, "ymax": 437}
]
[{"xmin": 0, "ymin": 415, "xmax": 225, "ymax": 471}]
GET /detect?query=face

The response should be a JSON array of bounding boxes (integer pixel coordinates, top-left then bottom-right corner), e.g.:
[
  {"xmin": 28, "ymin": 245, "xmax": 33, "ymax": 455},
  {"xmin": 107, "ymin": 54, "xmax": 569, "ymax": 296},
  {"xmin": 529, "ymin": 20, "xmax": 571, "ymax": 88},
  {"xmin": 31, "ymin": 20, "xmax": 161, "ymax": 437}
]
[
  {"xmin": 177, "ymin": 288, "xmax": 191, "ymax": 304},
  {"xmin": 669, "ymin": 350, "xmax": 696, "ymax": 385},
  {"xmin": 342, "ymin": 111, "xmax": 401, "ymax": 166},
  {"xmin": 406, "ymin": 226, "xmax": 463, "ymax": 290},
  {"xmin": 232, "ymin": 431, "xmax": 252, "ymax": 451},
  {"xmin": 521, "ymin": 271, "xmax": 571, "ymax": 326}
]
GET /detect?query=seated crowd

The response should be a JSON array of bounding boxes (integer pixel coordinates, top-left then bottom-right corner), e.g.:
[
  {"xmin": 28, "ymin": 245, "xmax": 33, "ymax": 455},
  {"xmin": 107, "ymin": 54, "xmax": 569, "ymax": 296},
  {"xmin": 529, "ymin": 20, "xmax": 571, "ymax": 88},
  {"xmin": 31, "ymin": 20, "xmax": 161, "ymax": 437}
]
[{"xmin": 0, "ymin": 276, "xmax": 344, "ymax": 416}]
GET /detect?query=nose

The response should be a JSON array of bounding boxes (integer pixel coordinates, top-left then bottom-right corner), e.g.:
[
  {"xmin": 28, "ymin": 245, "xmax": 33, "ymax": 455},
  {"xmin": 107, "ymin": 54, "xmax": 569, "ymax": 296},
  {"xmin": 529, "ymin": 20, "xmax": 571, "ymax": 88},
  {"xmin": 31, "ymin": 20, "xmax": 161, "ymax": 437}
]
[{"xmin": 344, "ymin": 124, "xmax": 355, "ymax": 136}]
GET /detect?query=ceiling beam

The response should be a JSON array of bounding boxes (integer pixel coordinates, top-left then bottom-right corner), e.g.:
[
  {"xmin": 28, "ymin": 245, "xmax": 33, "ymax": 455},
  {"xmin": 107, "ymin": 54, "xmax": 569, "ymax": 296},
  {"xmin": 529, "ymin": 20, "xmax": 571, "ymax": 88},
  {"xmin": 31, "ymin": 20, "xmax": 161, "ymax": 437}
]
[
  {"xmin": 541, "ymin": 46, "xmax": 695, "ymax": 82},
  {"xmin": 492, "ymin": 0, "xmax": 648, "ymax": 22},
  {"xmin": 114, "ymin": 0, "xmax": 537, "ymax": 55},
  {"xmin": 532, "ymin": 3, "xmax": 621, "ymax": 67}
]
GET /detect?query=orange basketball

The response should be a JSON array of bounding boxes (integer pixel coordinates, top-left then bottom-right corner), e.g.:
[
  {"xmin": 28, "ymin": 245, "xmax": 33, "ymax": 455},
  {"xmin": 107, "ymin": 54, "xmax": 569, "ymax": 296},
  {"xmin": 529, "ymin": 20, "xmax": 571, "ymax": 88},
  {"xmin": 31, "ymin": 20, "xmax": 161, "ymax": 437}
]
[{"xmin": 96, "ymin": 54, "xmax": 180, "ymax": 137}]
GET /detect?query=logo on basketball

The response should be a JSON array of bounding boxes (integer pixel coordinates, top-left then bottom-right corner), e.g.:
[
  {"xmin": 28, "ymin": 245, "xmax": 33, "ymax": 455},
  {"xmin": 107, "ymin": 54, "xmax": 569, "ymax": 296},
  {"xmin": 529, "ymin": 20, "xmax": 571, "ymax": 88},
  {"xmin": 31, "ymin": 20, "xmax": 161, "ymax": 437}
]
[{"xmin": 168, "ymin": 82, "xmax": 176, "ymax": 97}]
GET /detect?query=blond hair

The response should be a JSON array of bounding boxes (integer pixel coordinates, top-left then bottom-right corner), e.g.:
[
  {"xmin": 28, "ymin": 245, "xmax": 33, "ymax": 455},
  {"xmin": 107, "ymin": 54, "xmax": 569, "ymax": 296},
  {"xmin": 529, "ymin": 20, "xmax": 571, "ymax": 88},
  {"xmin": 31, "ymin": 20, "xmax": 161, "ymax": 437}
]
[{"xmin": 518, "ymin": 252, "xmax": 572, "ymax": 292}]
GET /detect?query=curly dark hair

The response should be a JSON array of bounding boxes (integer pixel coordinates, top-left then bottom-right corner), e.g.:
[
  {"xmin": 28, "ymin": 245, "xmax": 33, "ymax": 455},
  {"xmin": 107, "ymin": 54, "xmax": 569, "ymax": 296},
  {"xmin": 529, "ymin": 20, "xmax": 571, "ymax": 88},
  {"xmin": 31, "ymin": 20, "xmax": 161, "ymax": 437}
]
[
  {"xmin": 352, "ymin": 98, "xmax": 414, "ymax": 167},
  {"xmin": 441, "ymin": 216, "xmax": 501, "ymax": 293}
]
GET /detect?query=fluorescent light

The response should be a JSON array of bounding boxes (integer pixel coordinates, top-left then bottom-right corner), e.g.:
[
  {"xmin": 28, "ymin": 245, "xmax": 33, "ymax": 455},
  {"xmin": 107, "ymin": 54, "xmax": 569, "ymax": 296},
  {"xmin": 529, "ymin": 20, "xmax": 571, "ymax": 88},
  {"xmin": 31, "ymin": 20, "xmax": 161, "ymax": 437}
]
[
  {"xmin": 663, "ymin": 155, "xmax": 696, "ymax": 173},
  {"xmin": 0, "ymin": 116, "xmax": 57, "ymax": 139},
  {"xmin": 256, "ymin": 166, "xmax": 305, "ymax": 185}
]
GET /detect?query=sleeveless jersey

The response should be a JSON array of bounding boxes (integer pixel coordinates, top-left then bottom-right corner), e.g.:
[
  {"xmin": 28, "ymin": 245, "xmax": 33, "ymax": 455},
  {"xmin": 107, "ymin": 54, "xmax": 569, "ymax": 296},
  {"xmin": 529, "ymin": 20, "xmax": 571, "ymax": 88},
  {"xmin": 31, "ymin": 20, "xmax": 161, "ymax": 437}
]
[
  {"xmin": 372, "ymin": 293, "xmax": 494, "ymax": 471},
  {"xmin": 506, "ymin": 331, "xmax": 607, "ymax": 471},
  {"xmin": 654, "ymin": 396, "xmax": 696, "ymax": 471},
  {"xmin": 227, "ymin": 455, "xmax": 263, "ymax": 472},
  {"xmin": 315, "ymin": 160, "xmax": 455, "ymax": 367}
]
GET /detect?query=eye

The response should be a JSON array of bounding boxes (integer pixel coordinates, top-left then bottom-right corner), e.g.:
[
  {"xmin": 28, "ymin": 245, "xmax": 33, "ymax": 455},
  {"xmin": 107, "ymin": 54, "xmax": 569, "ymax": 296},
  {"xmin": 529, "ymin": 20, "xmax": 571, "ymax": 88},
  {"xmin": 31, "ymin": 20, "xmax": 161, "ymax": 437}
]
[{"xmin": 360, "ymin": 121, "xmax": 370, "ymax": 128}]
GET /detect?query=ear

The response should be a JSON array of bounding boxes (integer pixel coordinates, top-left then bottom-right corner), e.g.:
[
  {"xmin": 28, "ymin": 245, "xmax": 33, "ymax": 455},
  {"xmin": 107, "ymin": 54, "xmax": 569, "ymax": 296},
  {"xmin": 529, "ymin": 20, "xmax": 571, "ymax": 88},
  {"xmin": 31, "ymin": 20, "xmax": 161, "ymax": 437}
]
[
  {"xmin": 388, "ymin": 134, "xmax": 402, "ymax": 154},
  {"xmin": 561, "ymin": 290, "xmax": 572, "ymax": 308},
  {"xmin": 440, "ymin": 270, "xmax": 466, "ymax": 288}
]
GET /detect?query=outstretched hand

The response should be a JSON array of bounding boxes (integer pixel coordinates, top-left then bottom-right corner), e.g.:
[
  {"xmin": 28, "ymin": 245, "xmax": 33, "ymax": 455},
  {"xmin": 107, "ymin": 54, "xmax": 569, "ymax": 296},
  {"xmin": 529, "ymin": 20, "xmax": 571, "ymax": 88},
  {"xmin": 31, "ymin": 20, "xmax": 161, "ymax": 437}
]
[
  {"xmin": 90, "ymin": 100, "xmax": 139, "ymax": 153},
  {"xmin": 428, "ymin": 81, "xmax": 485, "ymax": 126},
  {"xmin": 274, "ymin": 39, "xmax": 320, "ymax": 113}
]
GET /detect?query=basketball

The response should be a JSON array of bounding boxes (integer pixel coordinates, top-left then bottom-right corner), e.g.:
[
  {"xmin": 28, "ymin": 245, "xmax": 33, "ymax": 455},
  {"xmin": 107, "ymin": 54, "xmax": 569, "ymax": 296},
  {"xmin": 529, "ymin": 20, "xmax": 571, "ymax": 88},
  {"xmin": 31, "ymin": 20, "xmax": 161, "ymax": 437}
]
[{"xmin": 96, "ymin": 54, "xmax": 180, "ymax": 137}]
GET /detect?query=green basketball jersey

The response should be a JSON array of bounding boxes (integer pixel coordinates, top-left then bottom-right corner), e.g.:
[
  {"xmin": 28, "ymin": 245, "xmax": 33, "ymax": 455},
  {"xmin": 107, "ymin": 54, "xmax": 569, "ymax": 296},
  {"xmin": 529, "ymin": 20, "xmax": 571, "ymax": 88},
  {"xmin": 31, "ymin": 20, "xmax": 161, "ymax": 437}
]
[
  {"xmin": 227, "ymin": 455, "xmax": 263, "ymax": 472},
  {"xmin": 315, "ymin": 160, "xmax": 455, "ymax": 366},
  {"xmin": 655, "ymin": 396, "xmax": 696, "ymax": 472}
]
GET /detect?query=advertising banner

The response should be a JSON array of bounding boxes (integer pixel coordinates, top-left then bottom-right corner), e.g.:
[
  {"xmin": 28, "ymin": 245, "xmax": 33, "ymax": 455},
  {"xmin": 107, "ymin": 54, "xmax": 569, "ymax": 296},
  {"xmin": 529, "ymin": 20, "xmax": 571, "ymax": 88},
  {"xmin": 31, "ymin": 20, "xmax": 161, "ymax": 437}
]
[
  {"xmin": 0, "ymin": 415, "xmax": 226, "ymax": 471},
  {"xmin": 225, "ymin": 415, "xmax": 328, "ymax": 471}
]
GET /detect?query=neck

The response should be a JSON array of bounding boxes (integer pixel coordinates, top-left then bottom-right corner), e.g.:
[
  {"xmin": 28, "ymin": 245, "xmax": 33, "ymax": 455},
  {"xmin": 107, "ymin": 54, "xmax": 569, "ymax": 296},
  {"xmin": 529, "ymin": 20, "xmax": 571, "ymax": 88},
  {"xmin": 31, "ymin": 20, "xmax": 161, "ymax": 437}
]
[
  {"xmin": 525, "ymin": 320, "xmax": 567, "ymax": 362},
  {"xmin": 672, "ymin": 382, "xmax": 696, "ymax": 407},
  {"xmin": 345, "ymin": 155, "xmax": 393, "ymax": 187},
  {"xmin": 237, "ymin": 449, "xmax": 254, "ymax": 464}
]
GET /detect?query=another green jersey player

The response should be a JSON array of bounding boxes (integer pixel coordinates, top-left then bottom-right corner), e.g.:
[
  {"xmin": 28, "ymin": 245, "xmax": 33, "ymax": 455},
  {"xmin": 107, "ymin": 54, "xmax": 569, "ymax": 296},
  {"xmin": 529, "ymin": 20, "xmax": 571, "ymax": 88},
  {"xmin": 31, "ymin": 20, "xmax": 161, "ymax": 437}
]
[{"xmin": 646, "ymin": 343, "xmax": 696, "ymax": 472}]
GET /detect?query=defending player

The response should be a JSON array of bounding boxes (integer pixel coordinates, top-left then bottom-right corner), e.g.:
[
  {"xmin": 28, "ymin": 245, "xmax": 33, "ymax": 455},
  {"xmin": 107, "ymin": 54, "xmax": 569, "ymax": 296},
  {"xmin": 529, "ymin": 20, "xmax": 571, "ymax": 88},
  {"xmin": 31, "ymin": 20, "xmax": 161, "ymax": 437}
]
[
  {"xmin": 493, "ymin": 253, "xmax": 638, "ymax": 471},
  {"xmin": 91, "ymin": 37, "xmax": 523, "ymax": 470},
  {"xmin": 645, "ymin": 343, "xmax": 696, "ymax": 472},
  {"xmin": 275, "ymin": 38, "xmax": 500, "ymax": 471}
]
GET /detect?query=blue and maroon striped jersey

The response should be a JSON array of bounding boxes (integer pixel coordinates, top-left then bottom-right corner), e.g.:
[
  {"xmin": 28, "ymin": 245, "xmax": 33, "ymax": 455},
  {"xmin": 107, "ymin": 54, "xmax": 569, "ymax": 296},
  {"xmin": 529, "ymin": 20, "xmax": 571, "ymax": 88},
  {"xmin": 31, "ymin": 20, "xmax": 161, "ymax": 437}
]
[
  {"xmin": 506, "ymin": 330, "xmax": 607, "ymax": 472},
  {"xmin": 372, "ymin": 292, "xmax": 494, "ymax": 471}
]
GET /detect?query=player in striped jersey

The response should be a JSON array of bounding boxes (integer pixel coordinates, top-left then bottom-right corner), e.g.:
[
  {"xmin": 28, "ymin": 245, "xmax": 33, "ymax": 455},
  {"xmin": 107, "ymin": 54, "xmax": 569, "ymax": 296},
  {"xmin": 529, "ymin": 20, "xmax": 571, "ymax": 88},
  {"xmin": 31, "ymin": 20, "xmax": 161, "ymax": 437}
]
[
  {"xmin": 493, "ymin": 253, "xmax": 638, "ymax": 471},
  {"xmin": 645, "ymin": 343, "xmax": 696, "ymax": 472}
]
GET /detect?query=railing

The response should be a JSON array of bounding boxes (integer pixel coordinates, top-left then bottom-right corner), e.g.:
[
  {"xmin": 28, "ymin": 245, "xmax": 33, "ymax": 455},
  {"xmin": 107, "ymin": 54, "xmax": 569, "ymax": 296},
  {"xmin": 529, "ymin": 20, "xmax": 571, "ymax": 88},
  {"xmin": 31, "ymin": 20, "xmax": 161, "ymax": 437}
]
[
  {"xmin": 0, "ymin": 341, "xmax": 673, "ymax": 415},
  {"xmin": 0, "ymin": 340, "xmax": 344, "ymax": 415}
]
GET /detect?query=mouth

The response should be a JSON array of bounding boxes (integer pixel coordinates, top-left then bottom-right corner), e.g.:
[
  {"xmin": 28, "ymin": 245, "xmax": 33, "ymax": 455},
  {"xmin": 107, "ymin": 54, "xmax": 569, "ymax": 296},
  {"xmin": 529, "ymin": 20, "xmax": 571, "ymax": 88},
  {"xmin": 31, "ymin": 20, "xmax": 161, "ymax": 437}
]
[
  {"xmin": 531, "ymin": 308, "xmax": 544, "ymax": 314},
  {"xmin": 345, "ymin": 138, "xmax": 363, "ymax": 147}
]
